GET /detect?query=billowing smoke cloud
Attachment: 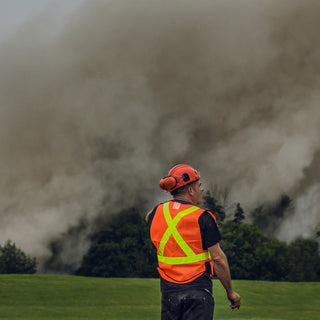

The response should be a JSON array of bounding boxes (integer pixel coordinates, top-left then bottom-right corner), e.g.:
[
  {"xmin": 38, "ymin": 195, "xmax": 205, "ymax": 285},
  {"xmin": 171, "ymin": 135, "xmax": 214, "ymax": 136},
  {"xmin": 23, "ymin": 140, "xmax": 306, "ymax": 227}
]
[{"xmin": 0, "ymin": 0, "xmax": 319, "ymax": 271}]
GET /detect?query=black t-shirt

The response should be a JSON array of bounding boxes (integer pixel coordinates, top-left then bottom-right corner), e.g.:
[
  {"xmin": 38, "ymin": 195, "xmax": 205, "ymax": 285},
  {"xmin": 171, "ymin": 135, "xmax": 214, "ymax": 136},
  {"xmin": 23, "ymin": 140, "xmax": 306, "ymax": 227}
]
[{"xmin": 147, "ymin": 200, "xmax": 221, "ymax": 293}]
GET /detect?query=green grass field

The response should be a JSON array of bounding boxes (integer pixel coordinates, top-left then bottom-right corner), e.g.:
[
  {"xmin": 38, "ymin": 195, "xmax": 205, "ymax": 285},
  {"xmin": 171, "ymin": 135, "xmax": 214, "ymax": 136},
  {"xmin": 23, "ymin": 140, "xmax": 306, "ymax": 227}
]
[{"xmin": 0, "ymin": 275, "xmax": 319, "ymax": 320}]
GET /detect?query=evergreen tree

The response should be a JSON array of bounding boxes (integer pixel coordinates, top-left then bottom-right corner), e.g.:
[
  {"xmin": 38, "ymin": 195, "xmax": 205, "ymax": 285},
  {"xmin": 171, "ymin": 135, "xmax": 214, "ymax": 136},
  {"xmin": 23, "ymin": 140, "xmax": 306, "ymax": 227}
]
[
  {"xmin": 220, "ymin": 221, "xmax": 267, "ymax": 280},
  {"xmin": 76, "ymin": 208, "xmax": 158, "ymax": 278},
  {"xmin": 75, "ymin": 192, "xmax": 320, "ymax": 281},
  {"xmin": 286, "ymin": 238, "xmax": 320, "ymax": 282},
  {"xmin": 202, "ymin": 191, "xmax": 226, "ymax": 224},
  {"xmin": 0, "ymin": 240, "xmax": 37, "ymax": 274},
  {"xmin": 220, "ymin": 222, "xmax": 320, "ymax": 281},
  {"xmin": 233, "ymin": 203, "xmax": 245, "ymax": 224}
]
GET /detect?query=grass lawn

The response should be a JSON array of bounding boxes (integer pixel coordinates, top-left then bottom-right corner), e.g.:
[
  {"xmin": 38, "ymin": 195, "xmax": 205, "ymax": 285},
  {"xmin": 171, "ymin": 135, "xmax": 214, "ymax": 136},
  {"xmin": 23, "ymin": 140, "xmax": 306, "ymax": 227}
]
[{"xmin": 0, "ymin": 275, "xmax": 319, "ymax": 320}]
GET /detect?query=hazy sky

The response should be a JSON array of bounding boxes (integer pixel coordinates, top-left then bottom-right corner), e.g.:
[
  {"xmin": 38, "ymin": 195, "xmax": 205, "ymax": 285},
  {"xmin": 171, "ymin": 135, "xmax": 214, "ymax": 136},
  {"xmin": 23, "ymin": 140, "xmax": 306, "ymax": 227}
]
[
  {"xmin": 0, "ymin": 0, "xmax": 82, "ymax": 40},
  {"xmin": 0, "ymin": 0, "xmax": 319, "ymax": 272}
]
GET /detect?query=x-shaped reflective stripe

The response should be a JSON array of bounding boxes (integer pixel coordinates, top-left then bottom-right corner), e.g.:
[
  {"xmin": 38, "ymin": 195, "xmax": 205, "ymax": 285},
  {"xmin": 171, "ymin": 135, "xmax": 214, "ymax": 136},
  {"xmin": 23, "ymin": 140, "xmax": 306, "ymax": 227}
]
[{"xmin": 158, "ymin": 202, "xmax": 210, "ymax": 265}]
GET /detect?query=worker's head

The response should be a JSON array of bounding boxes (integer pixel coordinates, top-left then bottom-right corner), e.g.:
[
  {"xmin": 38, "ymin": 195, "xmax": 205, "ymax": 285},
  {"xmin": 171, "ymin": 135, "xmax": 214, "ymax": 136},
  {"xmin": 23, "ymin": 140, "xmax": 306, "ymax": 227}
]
[{"xmin": 159, "ymin": 164, "xmax": 203, "ymax": 205}]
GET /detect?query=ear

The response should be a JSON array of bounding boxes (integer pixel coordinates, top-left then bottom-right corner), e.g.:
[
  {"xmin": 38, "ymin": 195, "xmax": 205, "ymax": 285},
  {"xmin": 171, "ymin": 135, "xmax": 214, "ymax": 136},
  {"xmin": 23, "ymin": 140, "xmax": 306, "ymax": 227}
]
[{"xmin": 187, "ymin": 185, "xmax": 194, "ymax": 196}]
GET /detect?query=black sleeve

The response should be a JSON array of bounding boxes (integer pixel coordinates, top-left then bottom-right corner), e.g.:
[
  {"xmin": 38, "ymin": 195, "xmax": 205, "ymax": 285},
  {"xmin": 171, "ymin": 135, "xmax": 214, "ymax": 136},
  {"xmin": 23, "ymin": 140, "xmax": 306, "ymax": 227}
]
[
  {"xmin": 146, "ymin": 205, "xmax": 159, "ymax": 228},
  {"xmin": 198, "ymin": 211, "xmax": 221, "ymax": 250}
]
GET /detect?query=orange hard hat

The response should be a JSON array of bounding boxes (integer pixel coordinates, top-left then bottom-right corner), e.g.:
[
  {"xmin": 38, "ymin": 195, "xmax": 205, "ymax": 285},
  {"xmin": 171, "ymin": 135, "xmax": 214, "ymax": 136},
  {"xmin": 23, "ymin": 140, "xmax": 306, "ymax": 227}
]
[{"xmin": 159, "ymin": 164, "xmax": 200, "ymax": 192}]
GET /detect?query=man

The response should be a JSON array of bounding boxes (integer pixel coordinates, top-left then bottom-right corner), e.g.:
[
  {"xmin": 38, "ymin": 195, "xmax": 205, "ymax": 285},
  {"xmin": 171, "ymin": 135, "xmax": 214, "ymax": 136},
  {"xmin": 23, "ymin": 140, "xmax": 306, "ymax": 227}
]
[{"xmin": 146, "ymin": 164, "xmax": 240, "ymax": 320}]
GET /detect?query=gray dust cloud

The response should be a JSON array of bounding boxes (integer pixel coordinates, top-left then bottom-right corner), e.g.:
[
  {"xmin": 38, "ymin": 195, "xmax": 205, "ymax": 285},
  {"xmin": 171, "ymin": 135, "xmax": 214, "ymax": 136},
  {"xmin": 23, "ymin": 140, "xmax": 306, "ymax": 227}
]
[{"xmin": 0, "ymin": 0, "xmax": 319, "ymax": 271}]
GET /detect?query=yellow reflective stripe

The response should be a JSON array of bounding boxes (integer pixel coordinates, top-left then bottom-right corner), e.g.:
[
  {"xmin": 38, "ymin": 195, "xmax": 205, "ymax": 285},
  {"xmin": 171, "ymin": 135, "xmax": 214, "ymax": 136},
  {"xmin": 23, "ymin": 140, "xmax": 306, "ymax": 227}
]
[
  {"xmin": 158, "ymin": 252, "xmax": 210, "ymax": 265},
  {"xmin": 158, "ymin": 202, "xmax": 198, "ymax": 256},
  {"xmin": 158, "ymin": 202, "xmax": 210, "ymax": 265}
]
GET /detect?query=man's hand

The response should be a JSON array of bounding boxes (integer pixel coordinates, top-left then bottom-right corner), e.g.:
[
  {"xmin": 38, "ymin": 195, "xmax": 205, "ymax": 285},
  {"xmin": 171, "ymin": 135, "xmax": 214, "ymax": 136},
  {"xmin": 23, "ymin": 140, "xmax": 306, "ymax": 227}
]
[
  {"xmin": 209, "ymin": 243, "xmax": 241, "ymax": 310},
  {"xmin": 227, "ymin": 290, "xmax": 241, "ymax": 309},
  {"xmin": 145, "ymin": 209, "xmax": 152, "ymax": 223}
]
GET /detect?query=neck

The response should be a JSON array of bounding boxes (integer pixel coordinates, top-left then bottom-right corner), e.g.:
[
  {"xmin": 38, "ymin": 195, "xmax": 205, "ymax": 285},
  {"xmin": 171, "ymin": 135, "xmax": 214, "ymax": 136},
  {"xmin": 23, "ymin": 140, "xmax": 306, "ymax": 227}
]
[{"xmin": 174, "ymin": 195, "xmax": 195, "ymax": 205}]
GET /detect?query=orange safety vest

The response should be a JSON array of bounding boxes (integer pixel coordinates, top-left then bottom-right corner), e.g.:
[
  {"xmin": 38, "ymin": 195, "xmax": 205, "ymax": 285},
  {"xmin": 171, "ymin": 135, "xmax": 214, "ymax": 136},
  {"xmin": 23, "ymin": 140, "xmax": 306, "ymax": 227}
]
[{"xmin": 150, "ymin": 201, "xmax": 214, "ymax": 284}]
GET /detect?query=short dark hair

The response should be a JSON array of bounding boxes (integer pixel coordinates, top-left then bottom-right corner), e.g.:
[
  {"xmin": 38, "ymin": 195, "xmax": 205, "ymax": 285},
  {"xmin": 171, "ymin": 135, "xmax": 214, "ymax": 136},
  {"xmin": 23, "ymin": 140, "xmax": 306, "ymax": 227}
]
[{"xmin": 170, "ymin": 181, "xmax": 197, "ymax": 197}]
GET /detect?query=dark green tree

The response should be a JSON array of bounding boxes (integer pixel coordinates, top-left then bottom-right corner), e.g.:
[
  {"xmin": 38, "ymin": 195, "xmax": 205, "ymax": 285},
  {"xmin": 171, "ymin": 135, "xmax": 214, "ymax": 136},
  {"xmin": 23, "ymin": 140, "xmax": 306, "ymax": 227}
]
[
  {"xmin": 220, "ymin": 221, "xmax": 267, "ymax": 279},
  {"xmin": 76, "ymin": 207, "xmax": 158, "ymax": 278},
  {"xmin": 255, "ymin": 238, "xmax": 289, "ymax": 281},
  {"xmin": 0, "ymin": 240, "xmax": 37, "ymax": 274},
  {"xmin": 286, "ymin": 238, "xmax": 320, "ymax": 282},
  {"xmin": 220, "ymin": 221, "xmax": 320, "ymax": 281},
  {"xmin": 75, "ymin": 194, "xmax": 320, "ymax": 281},
  {"xmin": 233, "ymin": 203, "xmax": 245, "ymax": 224},
  {"xmin": 202, "ymin": 191, "xmax": 226, "ymax": 225},
  {"xmin": 250, "ymin": 205, "xmax": 267, "ymax": 231}
]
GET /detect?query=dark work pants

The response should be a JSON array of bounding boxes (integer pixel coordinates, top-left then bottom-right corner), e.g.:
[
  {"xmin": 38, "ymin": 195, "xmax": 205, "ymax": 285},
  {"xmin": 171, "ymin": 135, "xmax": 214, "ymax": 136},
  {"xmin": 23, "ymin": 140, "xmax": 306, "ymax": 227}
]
[{"xmin": 161, "ymin": 289, "xmax": 215, "ymax": 320}]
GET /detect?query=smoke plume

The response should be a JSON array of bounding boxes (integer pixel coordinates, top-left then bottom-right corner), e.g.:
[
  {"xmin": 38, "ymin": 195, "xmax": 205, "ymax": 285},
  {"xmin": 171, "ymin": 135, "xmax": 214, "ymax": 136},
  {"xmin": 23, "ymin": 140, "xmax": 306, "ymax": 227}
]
[{"xmin": 0, "ymin": 0, "xmax": 319, "ymax": 271}]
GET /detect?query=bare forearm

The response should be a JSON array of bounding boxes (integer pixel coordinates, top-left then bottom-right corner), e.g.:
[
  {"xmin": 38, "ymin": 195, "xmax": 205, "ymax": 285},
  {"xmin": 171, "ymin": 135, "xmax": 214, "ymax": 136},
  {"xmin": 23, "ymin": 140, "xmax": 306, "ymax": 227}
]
[
  {"xmin": 209, "ymin": 243, "xmax": 241, "ymax": 309},
  {"xmin": 211, "ymin": 253, "xmax": 233, "ymax": 294}
]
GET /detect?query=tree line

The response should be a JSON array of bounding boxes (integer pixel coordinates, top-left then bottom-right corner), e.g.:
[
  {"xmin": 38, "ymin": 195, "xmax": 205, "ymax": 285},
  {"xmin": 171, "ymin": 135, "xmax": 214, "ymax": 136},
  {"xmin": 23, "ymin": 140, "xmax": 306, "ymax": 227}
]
[
  {"xmin": 1, "ymin": 191, "xmax": 320, "ymax": 281},
  {"xmin": 0, "ymin": 240, "xmax": 37, "ymax": 274}
]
